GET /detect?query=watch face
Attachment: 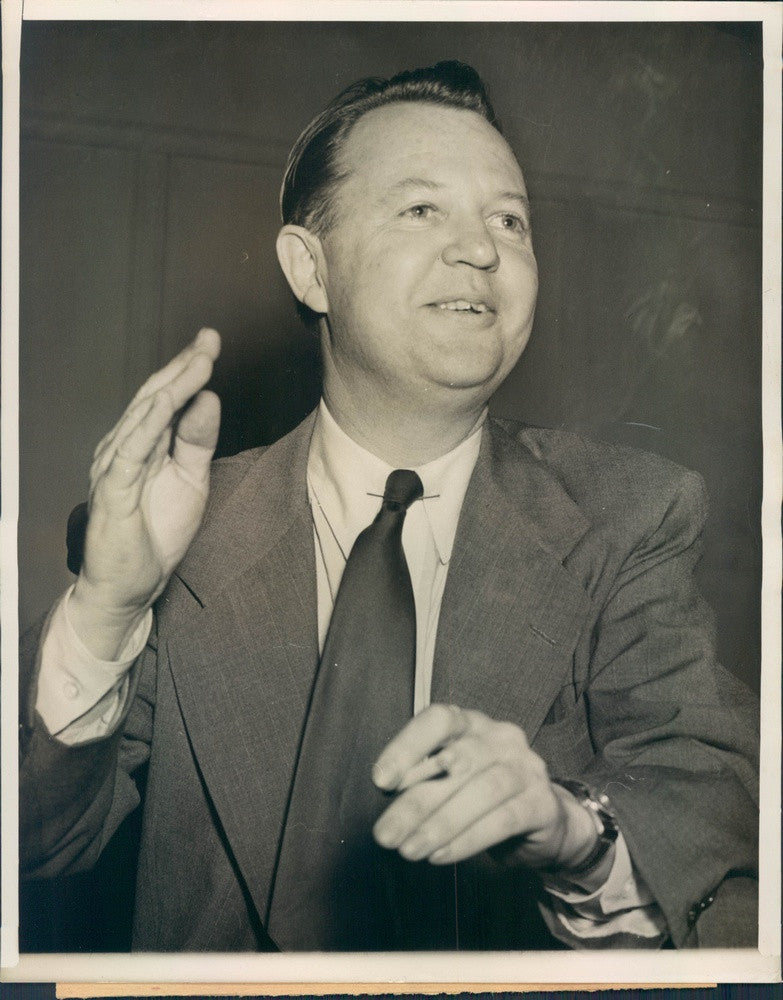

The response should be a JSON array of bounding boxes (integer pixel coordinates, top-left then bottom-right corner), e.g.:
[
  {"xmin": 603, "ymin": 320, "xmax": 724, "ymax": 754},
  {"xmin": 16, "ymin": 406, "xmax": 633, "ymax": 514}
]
[
  {"xmin": 555, "ymin": 778, "xmax": 618, "ymax": 840},
  {"xmin": 598, "ymin": 809, "xmax": 619, "ymax": 842}
]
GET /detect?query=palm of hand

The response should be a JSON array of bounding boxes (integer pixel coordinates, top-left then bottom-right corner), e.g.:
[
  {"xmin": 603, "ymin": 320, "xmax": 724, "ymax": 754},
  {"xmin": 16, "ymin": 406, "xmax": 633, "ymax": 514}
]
[{"xmin": 76, "ymin": 329, "xmax": 221, "ymax": 621}]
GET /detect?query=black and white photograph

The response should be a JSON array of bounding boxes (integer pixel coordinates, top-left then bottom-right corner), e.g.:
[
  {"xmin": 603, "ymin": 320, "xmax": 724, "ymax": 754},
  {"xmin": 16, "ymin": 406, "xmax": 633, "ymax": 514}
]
[{"xmin": 2, "ymin": 0, "xmax": 780, "ymax": 988}]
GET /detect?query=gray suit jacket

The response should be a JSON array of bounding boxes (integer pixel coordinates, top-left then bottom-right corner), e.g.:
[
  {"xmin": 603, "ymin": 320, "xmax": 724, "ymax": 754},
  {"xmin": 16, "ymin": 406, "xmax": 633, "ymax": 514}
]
[{"xmin": 20, "ymin": 413, "xmax": 759, "ymax": 950}]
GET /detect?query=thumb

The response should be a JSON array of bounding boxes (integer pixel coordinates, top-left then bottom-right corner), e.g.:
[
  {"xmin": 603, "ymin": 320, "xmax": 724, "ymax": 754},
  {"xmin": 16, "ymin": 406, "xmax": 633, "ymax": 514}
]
[{"xmin": 171, "ymin": 389, "xmax": 221, "ymax": 488}]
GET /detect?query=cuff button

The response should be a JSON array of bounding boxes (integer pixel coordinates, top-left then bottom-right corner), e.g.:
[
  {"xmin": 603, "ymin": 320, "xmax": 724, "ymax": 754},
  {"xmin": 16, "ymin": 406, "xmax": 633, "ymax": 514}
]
[
  {"xmin": 63, "ymin": 680, "xmax": 80, "ymax": 699},
  {"xmin": 687, "ymin": 893, "xmax": 716, "ymax": 926}
]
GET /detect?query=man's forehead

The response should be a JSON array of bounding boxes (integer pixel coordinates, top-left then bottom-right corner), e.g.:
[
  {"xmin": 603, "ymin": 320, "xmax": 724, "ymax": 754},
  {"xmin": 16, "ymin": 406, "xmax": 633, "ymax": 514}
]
[
  {"xmin": 337, "ymin": 102, "xmax": 526, "ymax": 185},
  {"xmin": 347, "ymin": 101, "xmax": 502, "ymax": 148}
]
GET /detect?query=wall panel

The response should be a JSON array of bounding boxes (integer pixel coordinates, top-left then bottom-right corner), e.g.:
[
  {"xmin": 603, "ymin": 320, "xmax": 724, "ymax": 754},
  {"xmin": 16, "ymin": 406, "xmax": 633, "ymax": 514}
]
[{"xmin": 19, "ymin": 140, "xmax": 140, "ymax": 627}]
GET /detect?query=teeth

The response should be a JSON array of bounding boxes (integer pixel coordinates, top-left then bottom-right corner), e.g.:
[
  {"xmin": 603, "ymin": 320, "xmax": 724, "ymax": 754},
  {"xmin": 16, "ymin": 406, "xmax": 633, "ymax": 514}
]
[{"xmin": 438, "ymin": 300, "xmax": 488, "ymax": 313}]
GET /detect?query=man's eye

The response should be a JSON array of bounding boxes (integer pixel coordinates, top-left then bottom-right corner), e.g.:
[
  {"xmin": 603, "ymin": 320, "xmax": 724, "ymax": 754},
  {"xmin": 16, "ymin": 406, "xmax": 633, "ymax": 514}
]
[
  {"xmin": 403, "ymin": 204, "xmax": 436, "ymax": 220},
  {"xmin": 492, "ymin": 212, "xmax": 530, "ymax": 236}
]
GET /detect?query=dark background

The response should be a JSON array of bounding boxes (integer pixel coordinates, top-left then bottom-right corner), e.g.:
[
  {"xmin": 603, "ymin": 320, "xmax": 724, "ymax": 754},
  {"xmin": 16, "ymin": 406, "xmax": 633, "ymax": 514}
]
[{"xmin": 18, "ymin": 20, "xmax": 762, "ymax": 951}]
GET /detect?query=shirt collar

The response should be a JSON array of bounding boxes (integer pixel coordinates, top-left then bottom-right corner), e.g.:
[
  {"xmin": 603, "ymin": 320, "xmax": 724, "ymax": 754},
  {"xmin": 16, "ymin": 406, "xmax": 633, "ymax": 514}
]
[{"xmin": 307, "ymin": 399, "xmax": 484, "ymax": 564}]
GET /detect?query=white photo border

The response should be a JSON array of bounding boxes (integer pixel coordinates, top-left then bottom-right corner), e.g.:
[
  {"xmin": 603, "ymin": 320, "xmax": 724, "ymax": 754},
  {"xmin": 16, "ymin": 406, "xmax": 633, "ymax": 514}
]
[{"xmin": 2, "ymin": 0, "xmax": 780, "ymax": 988}]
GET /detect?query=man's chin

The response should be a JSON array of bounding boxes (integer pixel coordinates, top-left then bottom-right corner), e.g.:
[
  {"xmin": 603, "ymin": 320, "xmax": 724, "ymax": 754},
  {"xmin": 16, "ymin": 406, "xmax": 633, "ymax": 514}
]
[
  {"xmin": 422, "ymin": 336, "xmax": 528, "ymax": 399},
  {"xmin": 424, "ymin": 370, "xmax": 505, "ymax": 405},
  {"xmin": 424, "ymin": 354, "xmax": 512, "ymax": 395}
]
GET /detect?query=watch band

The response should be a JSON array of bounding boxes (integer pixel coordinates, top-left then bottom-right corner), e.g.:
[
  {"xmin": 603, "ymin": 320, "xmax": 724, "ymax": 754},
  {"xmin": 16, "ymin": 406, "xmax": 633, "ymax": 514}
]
[{"xmin": 551, "ymin": 778, "xmax": 618, "ymax": 876}]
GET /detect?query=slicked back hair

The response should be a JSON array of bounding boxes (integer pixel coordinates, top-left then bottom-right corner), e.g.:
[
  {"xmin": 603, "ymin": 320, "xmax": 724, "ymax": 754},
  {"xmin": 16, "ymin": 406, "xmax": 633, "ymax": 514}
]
[{"xmin": 279, "ymin": 60, "xmax": 502, "ymax": 238}]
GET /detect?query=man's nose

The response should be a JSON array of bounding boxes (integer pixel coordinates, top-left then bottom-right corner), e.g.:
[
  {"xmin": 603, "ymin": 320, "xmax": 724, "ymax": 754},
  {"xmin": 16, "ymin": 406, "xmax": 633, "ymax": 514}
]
[{"xmin": 440, "ymin": 218, "xmax": 500, "ymax": 271}]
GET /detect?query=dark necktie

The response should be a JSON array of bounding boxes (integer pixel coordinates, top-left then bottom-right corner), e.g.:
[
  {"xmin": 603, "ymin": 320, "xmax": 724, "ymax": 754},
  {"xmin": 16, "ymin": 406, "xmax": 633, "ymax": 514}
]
[{"xmin": 267, "ymin": 469, "xmax": 432, "ymax": 951}]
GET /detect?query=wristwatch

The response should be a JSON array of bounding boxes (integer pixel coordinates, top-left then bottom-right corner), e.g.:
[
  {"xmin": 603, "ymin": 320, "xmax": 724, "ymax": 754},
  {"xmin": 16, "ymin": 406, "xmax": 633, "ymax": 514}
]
[{"xmin": 551, "ymin": 778, "xmax": 618, "ymax": 876}]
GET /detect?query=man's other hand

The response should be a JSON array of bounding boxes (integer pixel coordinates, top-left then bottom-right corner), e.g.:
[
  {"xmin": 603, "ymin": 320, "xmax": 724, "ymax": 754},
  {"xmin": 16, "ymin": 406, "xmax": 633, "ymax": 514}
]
[
  {"xmin": 372, "ymin": 703, "xmax": 604, "ymax": 878},
  {"xmin": 69, "ymin": 328, "xmax": 221, "ymax": 660}
]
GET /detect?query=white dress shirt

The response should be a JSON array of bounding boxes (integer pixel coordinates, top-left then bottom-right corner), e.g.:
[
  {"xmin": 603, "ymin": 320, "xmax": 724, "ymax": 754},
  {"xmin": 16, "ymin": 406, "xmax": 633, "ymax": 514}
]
[
  {"xmin": 35, "ymin": 399, "xmax": 666, "ymax": 945},
  {"xmin": 308, "ymin": 400, "xmax": 480, "ymax": 713}
]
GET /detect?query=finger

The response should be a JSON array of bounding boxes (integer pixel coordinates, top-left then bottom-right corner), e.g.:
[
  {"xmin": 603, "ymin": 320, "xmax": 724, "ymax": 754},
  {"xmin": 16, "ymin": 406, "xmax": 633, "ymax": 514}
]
[
  {"xmin": 130, "ymin": 327, "xmax": 220, "ymax": 405},
  {"xmin": 373, "ymin": 734, "xmax": 500, "ymax": 850},
  {"xmin": 93, "ymin": 412, "xmax": 173, "ymax": 513},
  {"xmin": 171, "ymin": 390, "xmax": 221, "ymax": 491},
  {"xmin": 394, "ymin": 730, "xmax": 489, "ymax": 791},
  {"xmin": 99, "ymin": 384, "xmax": 191, "ymax": 495},
  {"xmin": 396, "ymin": 762, "xmax": 526, "ymax": 862},
  {"xmin": 395, "ymin": 755, "xmax": 446, "ymax": 792},
  {"xmin": 92, "ymin": 394, "xmax": 154, "ymax": 463},
  {"xmin": 144, "ymin": 429, "xmax": 172, "ymax": 483},
  {"xmin": 91, "ymin": 329, "xmax": 220, "ymax": 477},
  {"xmin": 374, "ymin": 770, "xmax": 465, "ymax": 851},
  {"xmin": 176, "ymin": 389, "xmax": 221, "ymax": 449},
  {"xmin": 91, "ymin": 395, "xmax": 157, "ymax": 487},
  {"xmin": 372, "ymin": 703, "xmax": 477, "ymax": 791},
  {"xmin": 426, "ymin": 784, "xmax": 557, "ymax": 865},
  {"xmin": 95, "ymin": 398, "xmax": 171, "ymax": 495},
  {"xmin": 92, "ymin": 352, "xmax": 216, "ymax": 490}
]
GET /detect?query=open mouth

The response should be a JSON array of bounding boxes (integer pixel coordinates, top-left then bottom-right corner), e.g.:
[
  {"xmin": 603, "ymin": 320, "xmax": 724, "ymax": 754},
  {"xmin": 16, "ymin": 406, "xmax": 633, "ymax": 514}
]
[{"xmin": 433, "ymin": 299, "xmax": 492, "ymax": 314}]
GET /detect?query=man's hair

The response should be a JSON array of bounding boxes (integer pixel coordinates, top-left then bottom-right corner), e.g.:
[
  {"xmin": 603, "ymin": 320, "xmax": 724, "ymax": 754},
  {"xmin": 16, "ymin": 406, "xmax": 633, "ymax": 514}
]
[{"xmin": 279, "ymin": 60, "xmax": 502, "ymax": 236}]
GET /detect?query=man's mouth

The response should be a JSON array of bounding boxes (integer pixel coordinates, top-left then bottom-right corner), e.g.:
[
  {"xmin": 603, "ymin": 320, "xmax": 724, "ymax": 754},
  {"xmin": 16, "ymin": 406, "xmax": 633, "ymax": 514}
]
[{"xmin": 433, "ymin": 299, "xmax": 492, "ymax": 314}]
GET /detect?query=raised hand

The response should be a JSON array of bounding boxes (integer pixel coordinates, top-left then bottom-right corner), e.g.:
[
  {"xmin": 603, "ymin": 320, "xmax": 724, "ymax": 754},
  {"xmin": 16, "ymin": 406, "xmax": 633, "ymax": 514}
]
[
  {"xmin": 371, "ymin": 703, "xmax": 608, "ymax": 881},
  {"xmin": 69, "ymin": 328, "xmax": 222, "ymax": 659}
]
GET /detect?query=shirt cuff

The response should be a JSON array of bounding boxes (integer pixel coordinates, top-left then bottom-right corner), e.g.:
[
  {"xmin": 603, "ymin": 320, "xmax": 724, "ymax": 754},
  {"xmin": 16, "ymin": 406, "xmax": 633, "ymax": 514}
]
[
  {"xmin": 539, "ymin": 834, "xmax": 668, "ymax": 945},
  {"xmin": 36, "ymin": 585, "xmax": 152, "ymax": 737}
]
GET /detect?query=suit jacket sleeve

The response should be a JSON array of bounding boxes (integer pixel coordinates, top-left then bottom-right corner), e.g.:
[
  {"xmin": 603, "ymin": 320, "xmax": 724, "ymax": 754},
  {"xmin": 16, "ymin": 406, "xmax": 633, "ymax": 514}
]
[
  {"xmin": 19, "ymin": 610, "xmax": 156, "ymax": 879},
  {"xmin": 17, "ymin": 449, "xmax": 262, "ymax": 886},
  {"xmin": 574, "ymin": 470, "xmax": 759, "ymax": 947}
]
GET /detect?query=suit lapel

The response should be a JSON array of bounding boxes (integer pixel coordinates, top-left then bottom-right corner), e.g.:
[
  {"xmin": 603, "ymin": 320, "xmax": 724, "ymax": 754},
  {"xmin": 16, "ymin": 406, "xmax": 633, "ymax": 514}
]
[
  {"xmin": 161, "ymin": 414, "xmax": 320, "ymax": 927},
  {"xmin": 432, "ymin": 419, "xmax": 592, "ymax": 742},
  {"xmin": 159, "ymin": 414, "xmax": 594, "ymax": 931}
]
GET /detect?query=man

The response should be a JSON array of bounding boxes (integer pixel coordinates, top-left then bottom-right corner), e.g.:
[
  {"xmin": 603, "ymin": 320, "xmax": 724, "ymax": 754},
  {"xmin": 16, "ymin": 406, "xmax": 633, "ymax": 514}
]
[{"xmin": 20, "ymin": 62, "xmax": 758, "ymax": 952}]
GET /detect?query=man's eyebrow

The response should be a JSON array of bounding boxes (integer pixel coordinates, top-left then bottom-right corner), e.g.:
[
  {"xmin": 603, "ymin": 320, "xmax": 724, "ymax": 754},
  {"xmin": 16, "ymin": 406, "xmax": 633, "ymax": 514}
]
[
  {"xmin": 382, "ymin": 177, "xmax": 444, "ymax": 199},
  {"xmin": 497, "ymin": 191, "xmax": 531, "ymax": 212},
  {"xmin": 380, "ymin": 179, "xmax": 531, "ymax": 210}
]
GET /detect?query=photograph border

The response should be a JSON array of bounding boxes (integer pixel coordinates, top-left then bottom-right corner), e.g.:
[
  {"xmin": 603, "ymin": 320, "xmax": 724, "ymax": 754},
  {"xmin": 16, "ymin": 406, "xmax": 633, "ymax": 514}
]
[{"xmin": 1, "ymin": 0, "xmax": 780, "ymax": 989}]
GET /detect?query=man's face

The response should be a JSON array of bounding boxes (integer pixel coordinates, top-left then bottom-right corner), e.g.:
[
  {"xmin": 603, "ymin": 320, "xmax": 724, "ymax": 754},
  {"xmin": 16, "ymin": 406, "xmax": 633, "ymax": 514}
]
[{"xmin": 315, "ymin": 101, "xmax": 538, "ymax": 412}]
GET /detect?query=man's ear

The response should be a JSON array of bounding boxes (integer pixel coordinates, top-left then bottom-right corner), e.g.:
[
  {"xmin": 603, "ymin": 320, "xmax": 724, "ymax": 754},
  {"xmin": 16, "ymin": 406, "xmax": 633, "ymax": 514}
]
[{"xmin": 276, "ymin": 225, "xmax": 329, "ymax": 315}]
